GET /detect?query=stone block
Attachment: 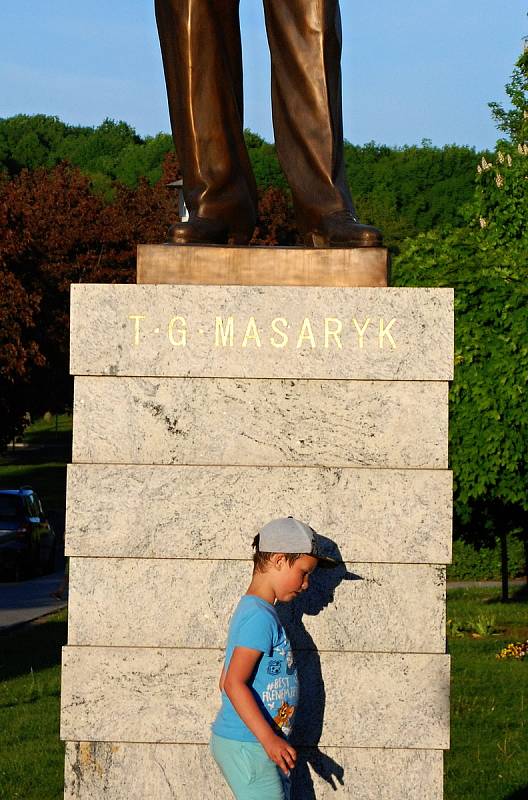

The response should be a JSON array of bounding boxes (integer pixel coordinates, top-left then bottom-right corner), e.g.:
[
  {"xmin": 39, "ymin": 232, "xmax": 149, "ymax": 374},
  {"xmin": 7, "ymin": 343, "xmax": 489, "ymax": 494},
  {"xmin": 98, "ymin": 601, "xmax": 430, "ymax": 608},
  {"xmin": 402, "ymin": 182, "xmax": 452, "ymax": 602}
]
[
  {"xmin": 67, "ymin": 558, "xmax": 445, "ymax": 652},
  {"xmin": 64, "ymin": 741, "xmax": 443, "ymax": 799},
  {"xmin": 60, "ymin": 647, "xmax": 449, "ymax": 748},
  {"xmin": 72, "ymin": 377, "xmax": 448, "ymax": 468},
  {"xmin": 66, "ymin": 464, "xmax": 452, "ymax": 562},
  {"xmin": 136, "ymin": 243, "xmax": 390, "ymax": 287},
  {"xmin": 69, "ymin": 284, "xmax": 453, "ymax": 381}
]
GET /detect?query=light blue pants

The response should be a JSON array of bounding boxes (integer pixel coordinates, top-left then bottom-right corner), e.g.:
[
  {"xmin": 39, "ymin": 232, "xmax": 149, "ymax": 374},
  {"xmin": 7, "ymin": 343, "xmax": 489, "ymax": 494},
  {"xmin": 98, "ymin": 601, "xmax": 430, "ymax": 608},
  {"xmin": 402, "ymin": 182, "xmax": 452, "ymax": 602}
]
[{"xmin": 210, "ymin": 733, "xmax": 291, "ymax": 800}]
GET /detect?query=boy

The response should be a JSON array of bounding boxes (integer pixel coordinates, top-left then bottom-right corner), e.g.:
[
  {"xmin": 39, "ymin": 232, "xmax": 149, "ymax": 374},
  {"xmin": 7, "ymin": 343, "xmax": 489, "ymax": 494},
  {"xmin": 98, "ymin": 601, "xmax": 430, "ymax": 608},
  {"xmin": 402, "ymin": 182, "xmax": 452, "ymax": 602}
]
[{"xmin": 210, "ymin": 516, "xmax": 336, "ymax": 800}]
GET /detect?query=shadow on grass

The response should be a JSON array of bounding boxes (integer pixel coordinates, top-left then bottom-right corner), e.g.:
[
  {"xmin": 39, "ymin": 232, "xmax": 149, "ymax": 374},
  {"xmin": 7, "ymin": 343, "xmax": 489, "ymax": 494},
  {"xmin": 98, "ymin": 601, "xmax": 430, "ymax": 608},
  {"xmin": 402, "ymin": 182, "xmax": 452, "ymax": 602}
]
[
  {"xmin": 2, "ymin": 438, "xmax": 72, "ymax": 466},
  {"xmin": 0, "ymin": 614, "xmax": 67, "ymax": 682},
  {"xmin": 505, "ymin": 788, "xmax": 528, "ymax": 799},
  {"xmin": 485, "ymin": 583, "xmax": 528, "ymax": 605}
]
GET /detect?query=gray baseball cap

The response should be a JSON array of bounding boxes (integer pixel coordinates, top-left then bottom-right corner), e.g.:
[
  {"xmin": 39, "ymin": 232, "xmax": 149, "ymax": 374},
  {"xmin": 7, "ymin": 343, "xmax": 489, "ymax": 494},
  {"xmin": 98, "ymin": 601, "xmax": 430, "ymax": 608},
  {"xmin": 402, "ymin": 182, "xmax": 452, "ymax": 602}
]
[{"xmin": 257, "ymin": 516, "xmax": 339, "ymax": 567}]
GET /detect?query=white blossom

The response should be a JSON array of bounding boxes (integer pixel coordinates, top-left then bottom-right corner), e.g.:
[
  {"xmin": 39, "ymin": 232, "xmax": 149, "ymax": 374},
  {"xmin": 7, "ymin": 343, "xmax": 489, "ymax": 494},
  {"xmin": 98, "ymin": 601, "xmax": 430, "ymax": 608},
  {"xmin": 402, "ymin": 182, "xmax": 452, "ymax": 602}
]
[
  {"xmin": 495, "ymin": 173, "xmax": 504, "ymax": 188},
  {"xmin": 479, "ymin": 217, "xmax": 487, "ymax": 228},
  {"xmin": 498, "ymin": 151, "xmax": 504, "ymax": 164},
  {"xmin": 506, "ymin": 154, "xmax": 512, "ymax": 167}
]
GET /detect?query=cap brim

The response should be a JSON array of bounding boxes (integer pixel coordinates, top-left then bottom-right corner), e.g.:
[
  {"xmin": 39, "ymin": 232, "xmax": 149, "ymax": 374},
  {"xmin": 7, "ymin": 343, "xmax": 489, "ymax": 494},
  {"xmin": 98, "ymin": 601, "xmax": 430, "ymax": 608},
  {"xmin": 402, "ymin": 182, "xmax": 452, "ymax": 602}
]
[
  {"xmin": 310, "ymin": 531, "xmax": 342, "ymax": 568},
  {"xmin": 313, "ymin": 553, "xmax": 342, "ymax": 569}
]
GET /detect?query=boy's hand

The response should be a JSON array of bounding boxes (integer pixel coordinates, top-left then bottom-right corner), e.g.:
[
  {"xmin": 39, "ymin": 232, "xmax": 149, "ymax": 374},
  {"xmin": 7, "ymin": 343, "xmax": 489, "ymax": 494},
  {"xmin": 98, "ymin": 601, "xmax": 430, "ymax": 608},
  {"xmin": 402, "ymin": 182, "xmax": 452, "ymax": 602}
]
[{"xmin": 263, "ymin": 734, "xmax": 297, "ymax": 776}]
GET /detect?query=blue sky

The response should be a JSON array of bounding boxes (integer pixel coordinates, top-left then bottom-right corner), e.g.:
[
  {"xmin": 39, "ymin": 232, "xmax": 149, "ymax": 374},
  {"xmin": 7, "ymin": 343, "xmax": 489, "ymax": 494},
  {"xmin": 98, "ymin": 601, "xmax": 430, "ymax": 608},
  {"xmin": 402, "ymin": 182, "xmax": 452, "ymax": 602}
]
[{"xmin": 1, "ymin": 1, "xmax": 526, "ymax": 149}]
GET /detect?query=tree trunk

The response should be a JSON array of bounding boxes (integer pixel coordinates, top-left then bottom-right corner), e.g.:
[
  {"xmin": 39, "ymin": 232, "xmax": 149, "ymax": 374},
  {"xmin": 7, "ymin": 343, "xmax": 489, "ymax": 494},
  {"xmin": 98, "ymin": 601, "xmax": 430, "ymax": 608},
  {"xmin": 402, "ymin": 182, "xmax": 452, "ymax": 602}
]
[{"xmin": 499, "ymin": 531, "xmax": 509, "ymax": 602}]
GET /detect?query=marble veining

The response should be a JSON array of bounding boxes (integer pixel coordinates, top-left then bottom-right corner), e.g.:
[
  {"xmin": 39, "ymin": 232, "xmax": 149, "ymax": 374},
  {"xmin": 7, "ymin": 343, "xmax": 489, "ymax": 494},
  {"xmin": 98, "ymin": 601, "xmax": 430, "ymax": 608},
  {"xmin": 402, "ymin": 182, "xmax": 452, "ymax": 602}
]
[
  {"xmin": 72, "ymin": 377, "xmax": 448, "ymax": 468},
  {"xmin": 65, "ymin": 465, "xmax": 452, "ymax": 562},
  {"xmin": 67, "ymin": 558, "xmax": 446, "ymax": 653},
  {"xmin": 60, "ymin": 647, "xmax": 450, "ymax": 749},
  {"xmin": 64, "ymin": 741, "xmax": 443, "ymax": 799}
]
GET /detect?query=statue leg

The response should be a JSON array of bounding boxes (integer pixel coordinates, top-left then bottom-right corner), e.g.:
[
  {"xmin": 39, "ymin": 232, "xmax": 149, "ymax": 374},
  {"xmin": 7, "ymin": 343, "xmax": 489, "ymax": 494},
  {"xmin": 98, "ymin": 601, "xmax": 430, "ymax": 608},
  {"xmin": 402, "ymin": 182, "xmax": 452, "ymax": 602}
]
[
  {"xmin": 263, "ymin": 0, "xmax": 381, "ymax": 246},
  {"xmin": 155, "ymin": 0, "xmax": 257, "ymax": 243}
]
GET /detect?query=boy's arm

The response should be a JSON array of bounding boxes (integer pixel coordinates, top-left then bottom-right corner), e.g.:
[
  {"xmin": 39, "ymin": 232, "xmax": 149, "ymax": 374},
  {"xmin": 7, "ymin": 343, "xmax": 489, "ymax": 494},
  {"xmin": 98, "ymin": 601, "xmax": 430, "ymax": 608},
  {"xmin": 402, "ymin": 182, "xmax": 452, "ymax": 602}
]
[
  {"xmin": 223, "ymin": 646, "xmax": 297, "ymax": 776},
  {"xmin": 219, "ymin": 664, "xmax": 226, "ymax": 692}
]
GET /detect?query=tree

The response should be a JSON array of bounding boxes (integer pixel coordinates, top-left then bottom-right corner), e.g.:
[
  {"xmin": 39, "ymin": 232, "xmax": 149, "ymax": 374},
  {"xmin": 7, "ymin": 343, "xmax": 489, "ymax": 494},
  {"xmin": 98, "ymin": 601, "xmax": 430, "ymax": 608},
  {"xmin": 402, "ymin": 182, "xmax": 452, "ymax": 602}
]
[
  {"xmin": 488, "ymin": 40, "xmax": 528, "ymax": 143},
  {"xmin": 250, "ymin": 187, "xmax": 299, "ymax": 246},
  {"xmin": 0, "ymin": 268, "xmax": 45, "ymax": 448},
  {"xmin": 0, "ymin": 159, "xmax": 181, "ymax": 437},
  {"xmin": 393, "ymin": 53, "xmax": 528, "ymax": 599}
]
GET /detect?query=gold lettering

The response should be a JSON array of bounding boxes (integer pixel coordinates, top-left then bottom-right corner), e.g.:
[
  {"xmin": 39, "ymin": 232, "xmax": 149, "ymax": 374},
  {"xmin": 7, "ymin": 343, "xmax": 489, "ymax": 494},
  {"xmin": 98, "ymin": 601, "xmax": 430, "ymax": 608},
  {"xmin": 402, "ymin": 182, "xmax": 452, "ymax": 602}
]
[
  {"xmin": 215, "ymin": 316, "xmax": 234, "ymax": 347},
  {"xmin": 352, "ymin": 317, "xmax": 371, "ymax": 349},
  {"xmin": 324, "ymin": 317, "xmax": 343, "ymax": 349},
  {"xmin": 379, "ymin": 318, "xmax": 397, "ymax": 349},
  {"xmin": 242, "ymin": 316, "xmax": 262, "ymax": 348},
  {"xmin": 128, "ymin": 315, "xmax": 146, "ymax": 346},
  {"xmin": 168, "ymin": 316, "xmax": 187, "ymax": 347},
  {"xmin": 270, "ymin": 317, "xmax": 289, "ymax": 349},
  {"xmin": 297, "ymin": 317, "xmax": 316, "ymax": 349}
]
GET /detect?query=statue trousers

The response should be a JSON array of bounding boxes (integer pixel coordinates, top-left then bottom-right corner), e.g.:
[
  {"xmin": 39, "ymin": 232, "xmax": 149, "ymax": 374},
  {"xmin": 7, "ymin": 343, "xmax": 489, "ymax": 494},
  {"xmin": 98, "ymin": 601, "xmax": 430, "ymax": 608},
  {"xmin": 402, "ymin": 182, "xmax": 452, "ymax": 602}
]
[{"xmin": 155, "ymin": 0, "xmax": 354, "ymax": 233}]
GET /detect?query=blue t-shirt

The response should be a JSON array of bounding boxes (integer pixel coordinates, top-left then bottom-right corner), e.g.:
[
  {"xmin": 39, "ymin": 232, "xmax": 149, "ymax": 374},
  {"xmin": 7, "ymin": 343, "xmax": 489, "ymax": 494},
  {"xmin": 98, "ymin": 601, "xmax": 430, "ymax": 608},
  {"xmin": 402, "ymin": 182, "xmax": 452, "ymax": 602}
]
[{"xmin": 212, "ymin": 595, "xmax": 298, "ymax": 742}]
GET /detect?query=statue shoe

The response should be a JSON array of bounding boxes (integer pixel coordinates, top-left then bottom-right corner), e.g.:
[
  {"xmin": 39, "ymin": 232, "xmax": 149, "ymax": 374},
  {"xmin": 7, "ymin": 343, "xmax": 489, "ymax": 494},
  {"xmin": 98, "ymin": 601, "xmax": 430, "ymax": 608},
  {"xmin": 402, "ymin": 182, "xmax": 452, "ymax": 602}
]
[
  {"xmin": 167, "ymin": 214, "xmax": 253, "ymax": 246},
  {"xmin": 304, "ymin": 210, "xmax": 383, "ymax": 248}
]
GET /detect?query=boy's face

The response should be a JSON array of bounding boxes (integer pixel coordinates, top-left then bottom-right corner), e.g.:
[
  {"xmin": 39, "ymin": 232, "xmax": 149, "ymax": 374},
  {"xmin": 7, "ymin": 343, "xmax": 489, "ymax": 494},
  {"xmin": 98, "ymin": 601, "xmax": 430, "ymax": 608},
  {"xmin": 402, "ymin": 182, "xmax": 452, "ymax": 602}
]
[{"xmin": 272, "ymin": 554, "xmax": 318, "ymax": 603}]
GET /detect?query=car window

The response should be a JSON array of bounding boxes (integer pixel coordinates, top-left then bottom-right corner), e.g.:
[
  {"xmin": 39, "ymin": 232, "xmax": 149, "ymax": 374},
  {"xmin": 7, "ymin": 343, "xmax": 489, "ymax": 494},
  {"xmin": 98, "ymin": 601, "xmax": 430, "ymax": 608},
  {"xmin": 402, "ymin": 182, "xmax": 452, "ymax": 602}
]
[
  {"xmin": 25, "ymin": 495, "xmax": 40, "ymax": 518},
  {"xmin": 0, "ymin": 495, "xmax": 21, "ymax": 519}
]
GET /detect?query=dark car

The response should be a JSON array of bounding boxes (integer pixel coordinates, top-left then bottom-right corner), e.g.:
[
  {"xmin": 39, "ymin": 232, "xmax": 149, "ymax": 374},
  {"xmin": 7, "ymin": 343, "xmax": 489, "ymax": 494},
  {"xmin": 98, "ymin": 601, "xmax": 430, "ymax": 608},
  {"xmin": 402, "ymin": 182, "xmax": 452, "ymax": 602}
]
[{"xmin": 0, "ymin": 487, "xmax": 57, "ymax": 578}]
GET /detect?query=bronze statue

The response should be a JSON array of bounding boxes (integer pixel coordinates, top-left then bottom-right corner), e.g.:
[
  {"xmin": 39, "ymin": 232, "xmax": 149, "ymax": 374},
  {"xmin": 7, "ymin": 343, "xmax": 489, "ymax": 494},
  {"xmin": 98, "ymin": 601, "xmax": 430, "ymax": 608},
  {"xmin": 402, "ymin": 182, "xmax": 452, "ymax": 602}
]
[{"xmin": 155, "ymin": 0, "xmax": 382, "ymax": 248}]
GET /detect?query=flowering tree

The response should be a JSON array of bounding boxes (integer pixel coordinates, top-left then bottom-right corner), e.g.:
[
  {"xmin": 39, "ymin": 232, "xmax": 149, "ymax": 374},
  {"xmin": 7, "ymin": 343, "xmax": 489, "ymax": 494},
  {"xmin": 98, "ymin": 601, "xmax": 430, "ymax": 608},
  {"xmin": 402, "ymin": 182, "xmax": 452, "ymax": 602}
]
[{"xmin": 392, "ymin": 47, "xmax": 528, "ymax": 598}]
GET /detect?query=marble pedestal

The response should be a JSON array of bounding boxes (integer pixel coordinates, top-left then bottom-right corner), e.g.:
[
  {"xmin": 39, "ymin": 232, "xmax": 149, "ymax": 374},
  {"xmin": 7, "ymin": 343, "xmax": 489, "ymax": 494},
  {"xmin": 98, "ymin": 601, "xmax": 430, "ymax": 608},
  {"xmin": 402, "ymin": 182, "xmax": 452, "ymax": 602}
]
[{"xmin": 60, "ymin": 246, "xmax": 453, "ymax": 799}]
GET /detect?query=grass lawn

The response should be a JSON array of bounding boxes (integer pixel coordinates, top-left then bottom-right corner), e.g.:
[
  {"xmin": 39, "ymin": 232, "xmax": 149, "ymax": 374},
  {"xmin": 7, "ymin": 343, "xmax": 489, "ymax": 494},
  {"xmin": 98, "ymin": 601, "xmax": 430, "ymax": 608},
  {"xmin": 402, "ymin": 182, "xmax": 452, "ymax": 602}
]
[
  {"xmin": 0, "ymin": 589, "xmax": 526, "ymax": 799},
  {"xmin": 446, "ymin": 585, "xmax": 528, "ymax": 800},
  {"xmin": 0, "ymin": 609, "xmax": 66, "ymax": 800}
]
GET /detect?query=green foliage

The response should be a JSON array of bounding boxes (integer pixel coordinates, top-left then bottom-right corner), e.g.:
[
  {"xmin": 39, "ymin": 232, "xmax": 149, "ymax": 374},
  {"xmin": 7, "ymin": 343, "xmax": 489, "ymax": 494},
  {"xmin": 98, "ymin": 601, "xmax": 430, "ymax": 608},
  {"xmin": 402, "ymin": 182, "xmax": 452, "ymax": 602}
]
[
  {"xmin": 244, "ymin": 130, "xmax": 289, "ymax": 190},
  {"xmin": 0, "ymin": 115, "xmax": 174, "ymax": 193},
  {"xmin": 0, "ymin": 114, "xmax": 72, "ymax": 173},
  {"xmin": 344, "ymin": 140, "xmax": 482, "ymax": 251},
  {"xmin": 0, "ymin": 115, "xmax": 484, "ymax": 246},
  {"xmin": 475, "ymin": 142, "xmax": 528, "ymax": 261},
  {"xmin": 393, "ymin": 47, "xmax": 528, "ymax": 558},
  {"xmin": 114, "ymin": 132, "xmax": 174, "ymax": 187},
  {"xmin": 448, "ymin": 537, "xmax": 526, "ymax": 581},
  {"xmin": 393, "ymin": 139, "xmax": 528, "ymax": 530}
]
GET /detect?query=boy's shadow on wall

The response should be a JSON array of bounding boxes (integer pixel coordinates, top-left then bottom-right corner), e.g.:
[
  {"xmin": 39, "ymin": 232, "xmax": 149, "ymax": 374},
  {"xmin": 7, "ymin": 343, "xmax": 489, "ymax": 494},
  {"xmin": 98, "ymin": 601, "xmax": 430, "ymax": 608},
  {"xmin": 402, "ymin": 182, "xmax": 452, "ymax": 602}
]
[{"xmin": 276, "ymin": 538, "xmax": 361, "ymax": 799}]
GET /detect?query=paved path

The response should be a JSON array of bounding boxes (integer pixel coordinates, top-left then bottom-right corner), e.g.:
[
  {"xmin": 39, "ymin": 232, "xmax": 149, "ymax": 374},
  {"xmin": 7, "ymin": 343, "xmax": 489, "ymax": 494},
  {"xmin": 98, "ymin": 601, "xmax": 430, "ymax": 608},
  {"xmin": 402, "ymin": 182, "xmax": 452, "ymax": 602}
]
[
  {"xmin": 0, "ymin": 569, "xmax": 67, "ymax": 632},
  {"xmin": 447, "ymin": 578, "xmax": 526, "ymax": 590}
]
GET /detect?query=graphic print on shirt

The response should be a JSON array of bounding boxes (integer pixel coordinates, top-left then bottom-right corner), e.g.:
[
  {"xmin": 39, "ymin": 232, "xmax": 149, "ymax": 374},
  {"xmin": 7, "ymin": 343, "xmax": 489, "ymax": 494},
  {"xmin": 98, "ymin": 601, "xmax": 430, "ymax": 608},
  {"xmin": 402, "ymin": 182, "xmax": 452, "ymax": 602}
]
[
  {"xmin": 273, "ymin": 700, "xmax": 296, "ymax": 733},
  {"xmin": 261, "ymin": 633, "xmax": 298, "ymax": 737}
]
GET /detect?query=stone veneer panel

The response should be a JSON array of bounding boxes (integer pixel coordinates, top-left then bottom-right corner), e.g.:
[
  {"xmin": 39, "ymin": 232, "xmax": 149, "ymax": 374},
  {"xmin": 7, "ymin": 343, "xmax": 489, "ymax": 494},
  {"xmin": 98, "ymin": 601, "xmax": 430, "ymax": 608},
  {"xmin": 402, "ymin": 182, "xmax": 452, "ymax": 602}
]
[
  {"xmin": 67, "ymin": 558, "xmax": 445, "ymax": 653},
  {"xmin": 61, "ymin": 647, "xmax": 450, "ymax": 749},
  {"xmin": 65, "ymin": 465, "xmax": 452, "ymax": 563},
  {"xmin": 64, "ymin": 741, "xmax": 443, "ymax": 800},
  {"xmin": 72, "ymin": 377, "xmax": 448, "ymax": 468},
  {"xmin": 69, "ymin": 284, "xmax": 453, "ymax": 381}
]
